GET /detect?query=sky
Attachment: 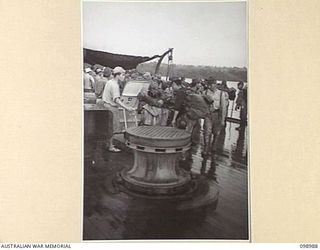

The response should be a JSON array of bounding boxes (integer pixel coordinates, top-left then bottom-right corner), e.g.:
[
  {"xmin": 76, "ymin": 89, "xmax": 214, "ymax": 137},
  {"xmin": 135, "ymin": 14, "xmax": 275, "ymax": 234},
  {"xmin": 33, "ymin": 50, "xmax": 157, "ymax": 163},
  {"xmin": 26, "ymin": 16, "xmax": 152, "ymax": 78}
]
[{"xmin": 83, "ymin": 1, "xmax": 247, "ymax": 67}]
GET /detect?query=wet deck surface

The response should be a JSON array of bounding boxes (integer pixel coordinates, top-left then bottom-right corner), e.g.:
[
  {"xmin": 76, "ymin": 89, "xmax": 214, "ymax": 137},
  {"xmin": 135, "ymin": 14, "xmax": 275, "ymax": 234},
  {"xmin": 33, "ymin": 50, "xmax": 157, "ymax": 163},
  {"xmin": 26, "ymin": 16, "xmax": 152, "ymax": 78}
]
[{"xmin": 83, "ymin": 121, "xmax": 248, "ymax": 240}]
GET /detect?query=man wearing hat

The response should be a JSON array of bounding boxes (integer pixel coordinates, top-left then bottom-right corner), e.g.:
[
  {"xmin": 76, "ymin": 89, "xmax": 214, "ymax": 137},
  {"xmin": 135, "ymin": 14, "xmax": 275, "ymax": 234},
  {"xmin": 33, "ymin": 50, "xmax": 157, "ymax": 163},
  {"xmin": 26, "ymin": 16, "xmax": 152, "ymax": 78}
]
[
  {"xmin": 94, "ymin": 67, "xmax": 111, "ymax": 99},
  {"xmin": 171, "ymin": 78, "xmax": 183, "ymax": 93},
  {"xmin": 235, "ymin": 81, "xmax": 247, "ymax": 130},
  {"xmin": 203, "ymin": 77, "xmax": 229, "ymax": 158},
  {"xmin": 93, "ymin": 68, "xmax": 103, "ymax": 84},
  {"xmin": 143, "ymin": 72, "xmax": 152, "ymax": 81},
  {"xmin": 83, "ymin": 68, "xmax": 95, "ymax": 92},
  {"xmin": 102, "ymin": 66, "xmax": 135, "ymax": 152}
]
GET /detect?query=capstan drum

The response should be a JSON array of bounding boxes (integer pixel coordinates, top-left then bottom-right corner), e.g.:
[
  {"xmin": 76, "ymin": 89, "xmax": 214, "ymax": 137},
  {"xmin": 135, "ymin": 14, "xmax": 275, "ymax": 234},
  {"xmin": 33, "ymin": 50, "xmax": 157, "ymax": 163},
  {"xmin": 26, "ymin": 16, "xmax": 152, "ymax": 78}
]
[{"xmin": 121, "ymin": 126, "xmax": 192, "ymax": 195}]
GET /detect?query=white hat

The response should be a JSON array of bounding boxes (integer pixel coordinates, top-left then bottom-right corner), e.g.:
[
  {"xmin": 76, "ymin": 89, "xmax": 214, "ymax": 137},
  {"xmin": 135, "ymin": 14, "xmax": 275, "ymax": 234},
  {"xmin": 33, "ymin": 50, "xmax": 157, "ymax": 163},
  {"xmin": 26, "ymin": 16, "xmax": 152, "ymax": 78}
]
[
  {"xmin": 113, "ymin": 66, "xmax": 125, "ymax": 74},
  {"xmin": 85, "ymin": 68, "xmax": 92, "ymax": 73},
  {"xmin": 143, "ymin": 72, "xmax": 152, "ymax": 80}
]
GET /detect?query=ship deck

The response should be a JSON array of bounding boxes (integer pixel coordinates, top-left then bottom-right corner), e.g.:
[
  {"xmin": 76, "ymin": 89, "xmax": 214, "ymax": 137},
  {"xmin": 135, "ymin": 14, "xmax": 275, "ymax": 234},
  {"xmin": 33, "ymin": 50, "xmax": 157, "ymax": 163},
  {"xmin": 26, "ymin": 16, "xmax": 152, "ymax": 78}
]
[{"xmin": 83, "ymin": 121, "xmax": 249, "ymax": 240}]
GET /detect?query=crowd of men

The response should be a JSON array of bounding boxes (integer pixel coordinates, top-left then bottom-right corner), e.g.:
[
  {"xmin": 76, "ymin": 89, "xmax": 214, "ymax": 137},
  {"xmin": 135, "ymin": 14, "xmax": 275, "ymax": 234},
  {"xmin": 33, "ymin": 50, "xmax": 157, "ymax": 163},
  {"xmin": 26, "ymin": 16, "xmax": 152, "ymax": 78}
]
[{"xmin": 83, "ymin": 64, "xmax": 247, "ymax": 160}]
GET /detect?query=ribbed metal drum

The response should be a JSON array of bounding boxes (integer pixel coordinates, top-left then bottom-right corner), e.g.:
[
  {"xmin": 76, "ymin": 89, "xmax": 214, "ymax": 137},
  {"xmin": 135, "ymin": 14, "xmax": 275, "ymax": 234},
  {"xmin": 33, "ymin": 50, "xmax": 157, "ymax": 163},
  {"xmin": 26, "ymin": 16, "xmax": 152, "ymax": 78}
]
[{"xmin": 121, "ymin": 126, "xmax": 192, "ymax": 195}]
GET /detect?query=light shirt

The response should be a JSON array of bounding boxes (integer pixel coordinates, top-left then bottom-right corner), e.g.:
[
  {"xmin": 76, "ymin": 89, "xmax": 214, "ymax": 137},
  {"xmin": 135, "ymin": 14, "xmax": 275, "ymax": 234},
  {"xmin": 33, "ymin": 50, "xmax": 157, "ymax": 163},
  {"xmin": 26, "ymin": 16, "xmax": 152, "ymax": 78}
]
[
  {"xmin": 206, "ymin": 88, "xmax": 228, "ymax": 111},
  {"xmin": 83, "ymin": 73, "xmax": 95, "ymax": 90},
  {"xmin": 93, "ymin": 74, "xmax": 102, "ymax": 84},
  {"xmin": 95, "ymin": 77, "xmax": 108, "ymax": 99},
  {"xmin": 102, "ymin": 79, "xmax": 120, "ymax": 106},
  {"xmin": 172, "ymin": 82, "xmax": 182, "ymax": 91}
]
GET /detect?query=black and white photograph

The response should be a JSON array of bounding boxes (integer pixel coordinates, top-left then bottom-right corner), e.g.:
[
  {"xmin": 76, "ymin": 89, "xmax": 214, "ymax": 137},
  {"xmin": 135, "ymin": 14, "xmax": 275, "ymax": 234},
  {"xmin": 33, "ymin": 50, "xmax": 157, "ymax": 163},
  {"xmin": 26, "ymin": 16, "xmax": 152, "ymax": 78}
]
[{"xmin": 83, "ymin": 1, "xmax": 248, "ymax": 240}]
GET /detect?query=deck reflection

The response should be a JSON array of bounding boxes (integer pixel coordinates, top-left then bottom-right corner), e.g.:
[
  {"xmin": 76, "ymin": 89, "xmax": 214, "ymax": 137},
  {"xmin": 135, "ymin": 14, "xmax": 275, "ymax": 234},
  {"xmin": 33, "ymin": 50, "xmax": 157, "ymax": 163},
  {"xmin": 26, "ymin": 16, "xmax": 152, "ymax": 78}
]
[{"xmin": 83, "ymin": 121, "xmax": 248, "ymax": 240}]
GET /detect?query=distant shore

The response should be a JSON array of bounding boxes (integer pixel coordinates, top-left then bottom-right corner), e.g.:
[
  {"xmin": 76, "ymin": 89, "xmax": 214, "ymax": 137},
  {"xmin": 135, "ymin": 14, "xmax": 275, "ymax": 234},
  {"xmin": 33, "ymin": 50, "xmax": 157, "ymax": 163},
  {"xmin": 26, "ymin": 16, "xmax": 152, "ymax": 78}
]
[{"xmin": 138, "ymin": 61, "xmax": 247, "ymax": 82}]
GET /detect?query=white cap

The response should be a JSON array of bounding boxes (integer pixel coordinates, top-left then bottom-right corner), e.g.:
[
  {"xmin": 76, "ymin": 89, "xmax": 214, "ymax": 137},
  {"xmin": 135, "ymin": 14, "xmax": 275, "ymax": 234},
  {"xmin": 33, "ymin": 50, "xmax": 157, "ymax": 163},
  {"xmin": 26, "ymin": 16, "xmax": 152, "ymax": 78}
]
[
  {"xmin": 143, "ymin": 72, "xmax": 152, "ymax": 80},
  {"xmin": 113, "ymin": 66, "xmax": 125, "ymax": 74},
  {"xmin": 85, "ymin": 68, "xmax": 92, "ymax": 73}
]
